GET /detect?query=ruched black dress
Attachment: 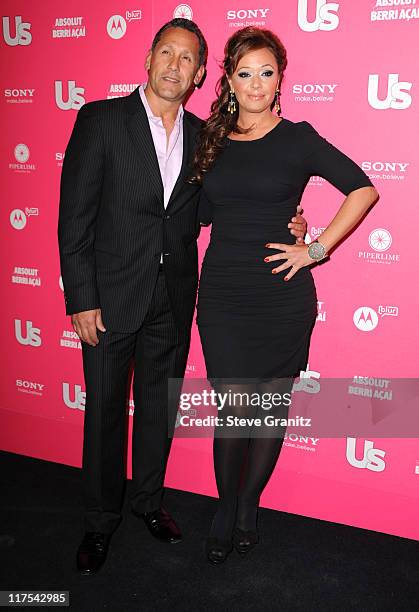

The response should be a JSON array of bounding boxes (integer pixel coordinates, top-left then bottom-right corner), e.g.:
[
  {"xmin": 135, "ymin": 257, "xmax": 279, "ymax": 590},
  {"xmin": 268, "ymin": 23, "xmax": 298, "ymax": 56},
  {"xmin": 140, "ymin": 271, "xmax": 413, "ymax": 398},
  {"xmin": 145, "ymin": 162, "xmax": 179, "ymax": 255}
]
[{"xmin": 197, "ymin": 119, "xmax": 373, "ymax": 380}]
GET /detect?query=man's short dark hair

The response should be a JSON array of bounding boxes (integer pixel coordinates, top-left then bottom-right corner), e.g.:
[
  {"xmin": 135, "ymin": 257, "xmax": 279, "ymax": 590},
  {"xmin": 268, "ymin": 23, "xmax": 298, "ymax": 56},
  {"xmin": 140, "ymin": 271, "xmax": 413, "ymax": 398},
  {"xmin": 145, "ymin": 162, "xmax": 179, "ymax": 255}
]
[{"xmin": 151, "ymin": 18, "xmax": 208, "ymax": 67}]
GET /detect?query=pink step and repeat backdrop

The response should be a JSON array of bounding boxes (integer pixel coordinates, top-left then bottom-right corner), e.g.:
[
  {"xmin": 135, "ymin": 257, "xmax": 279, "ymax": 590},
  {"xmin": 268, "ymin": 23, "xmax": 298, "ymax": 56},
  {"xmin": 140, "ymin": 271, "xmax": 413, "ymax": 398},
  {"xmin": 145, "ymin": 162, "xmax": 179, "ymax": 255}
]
[{"xmin": 2, "ymin": 1, "xmax": 419, "ymax": 539}]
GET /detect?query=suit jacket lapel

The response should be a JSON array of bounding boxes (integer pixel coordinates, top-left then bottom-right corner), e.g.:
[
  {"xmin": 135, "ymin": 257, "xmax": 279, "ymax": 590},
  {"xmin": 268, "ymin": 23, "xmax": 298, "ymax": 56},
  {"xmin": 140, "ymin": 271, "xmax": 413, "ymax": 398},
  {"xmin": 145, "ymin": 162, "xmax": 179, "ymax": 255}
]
[
  {"xmin": 124, "ymin": 88, "xmax": 164, "ymax": 205},
  {"xmin": 166, "ymin": 113, "xmax": 196, "ymax": 212}
]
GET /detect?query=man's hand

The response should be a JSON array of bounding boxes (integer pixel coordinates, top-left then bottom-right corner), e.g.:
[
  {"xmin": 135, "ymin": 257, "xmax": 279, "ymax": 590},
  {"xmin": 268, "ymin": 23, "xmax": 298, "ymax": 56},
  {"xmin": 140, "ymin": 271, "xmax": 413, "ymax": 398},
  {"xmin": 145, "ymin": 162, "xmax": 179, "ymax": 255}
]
[
  {"xmin": 71, "ymin": 309, "xmax": 106, "ymax": 347},
  {"xmin": 288, "ymin": 205, "xmax": 308, "ymax": 244}
]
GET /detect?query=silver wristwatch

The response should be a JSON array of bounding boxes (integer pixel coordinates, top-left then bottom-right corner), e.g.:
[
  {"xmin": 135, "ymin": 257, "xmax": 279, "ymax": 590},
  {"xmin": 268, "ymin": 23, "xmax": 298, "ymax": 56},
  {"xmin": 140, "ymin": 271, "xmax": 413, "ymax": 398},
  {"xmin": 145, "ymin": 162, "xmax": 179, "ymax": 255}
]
[{"xmin": 307, "ymin": 240, "xmax": 327, "ymax": 261}]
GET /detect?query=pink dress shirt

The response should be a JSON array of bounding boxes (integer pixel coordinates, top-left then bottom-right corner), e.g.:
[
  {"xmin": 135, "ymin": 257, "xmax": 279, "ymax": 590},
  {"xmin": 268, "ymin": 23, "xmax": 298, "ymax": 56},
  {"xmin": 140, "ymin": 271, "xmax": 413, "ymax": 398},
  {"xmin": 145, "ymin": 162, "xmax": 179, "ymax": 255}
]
[{"xmin": 138, "ymin": 83, "xmax": 184, "ymax": 209}]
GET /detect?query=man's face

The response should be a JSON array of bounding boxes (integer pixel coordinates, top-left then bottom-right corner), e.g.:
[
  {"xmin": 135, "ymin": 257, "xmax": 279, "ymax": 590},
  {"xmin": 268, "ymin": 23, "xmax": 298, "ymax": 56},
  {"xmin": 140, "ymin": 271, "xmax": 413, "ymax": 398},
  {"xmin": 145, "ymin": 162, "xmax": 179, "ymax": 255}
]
[{"xmin": 145, "ymin": 27, "xmax": 204, "ymax": 103}]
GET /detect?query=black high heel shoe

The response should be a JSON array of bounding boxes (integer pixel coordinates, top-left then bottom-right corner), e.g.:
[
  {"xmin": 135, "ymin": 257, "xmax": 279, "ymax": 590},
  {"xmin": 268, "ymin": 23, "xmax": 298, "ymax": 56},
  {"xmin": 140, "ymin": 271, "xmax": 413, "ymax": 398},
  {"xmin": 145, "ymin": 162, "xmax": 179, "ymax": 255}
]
[
  {"xmin": 205, "ymin": 536, "xmax": 233, "ymax": 565},
  {"xmin": 233, "ymin": 527, "xmax": 259, "ymax": 555}
]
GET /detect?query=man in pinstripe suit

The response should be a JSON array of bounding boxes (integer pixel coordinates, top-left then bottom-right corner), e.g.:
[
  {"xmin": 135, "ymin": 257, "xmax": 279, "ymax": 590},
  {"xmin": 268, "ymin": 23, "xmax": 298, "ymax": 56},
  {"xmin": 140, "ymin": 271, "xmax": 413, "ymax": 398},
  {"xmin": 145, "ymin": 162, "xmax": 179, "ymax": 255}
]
[{"xmin": 58, "ymin": 18, "xmax": 307, "ymax": 574}]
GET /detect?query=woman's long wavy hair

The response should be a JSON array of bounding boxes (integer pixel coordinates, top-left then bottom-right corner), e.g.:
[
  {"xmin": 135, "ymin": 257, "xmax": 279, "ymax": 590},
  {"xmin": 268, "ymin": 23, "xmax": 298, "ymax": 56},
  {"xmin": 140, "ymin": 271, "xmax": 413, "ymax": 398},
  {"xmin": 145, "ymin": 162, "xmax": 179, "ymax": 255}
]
[{"xmin": 190, "ymin": 27, "xmax": 287, "ymax": 183}]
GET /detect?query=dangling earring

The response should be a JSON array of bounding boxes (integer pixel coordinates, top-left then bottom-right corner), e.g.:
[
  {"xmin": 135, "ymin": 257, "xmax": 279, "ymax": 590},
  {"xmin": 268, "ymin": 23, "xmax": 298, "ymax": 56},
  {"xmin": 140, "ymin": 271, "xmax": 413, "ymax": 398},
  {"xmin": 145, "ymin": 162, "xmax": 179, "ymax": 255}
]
[
  {"xmin": 274, "ymin": 86, "xmax": 281, "ymax": 116},
  {"xmin": 227, "ymin": 90, "xmax": 237, "ymax": 114}
]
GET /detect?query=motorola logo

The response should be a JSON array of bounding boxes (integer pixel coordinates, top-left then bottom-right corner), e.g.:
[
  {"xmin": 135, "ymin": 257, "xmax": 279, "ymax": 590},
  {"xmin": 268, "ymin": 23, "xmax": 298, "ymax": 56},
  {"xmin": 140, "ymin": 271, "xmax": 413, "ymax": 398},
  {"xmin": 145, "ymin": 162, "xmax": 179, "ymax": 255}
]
[
  {"xmin": 10, "ymin": 209, "xmax": 27, "ymax": 230},
  {"xmin": 353, "ymin": 307, "xmax": 378, "ymax": 332},
  {"xmin": 107, "ymin": 15, "xmax": 127, "ymax": 39}
]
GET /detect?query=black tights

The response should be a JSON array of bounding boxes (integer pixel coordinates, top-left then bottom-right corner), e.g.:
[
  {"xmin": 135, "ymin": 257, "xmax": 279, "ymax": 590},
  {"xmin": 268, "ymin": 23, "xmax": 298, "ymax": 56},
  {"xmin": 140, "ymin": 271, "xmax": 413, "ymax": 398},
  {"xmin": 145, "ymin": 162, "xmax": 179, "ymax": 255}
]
[{"xmin": 209, "ymin": 378, "xmax": 293, "ymax": 540}]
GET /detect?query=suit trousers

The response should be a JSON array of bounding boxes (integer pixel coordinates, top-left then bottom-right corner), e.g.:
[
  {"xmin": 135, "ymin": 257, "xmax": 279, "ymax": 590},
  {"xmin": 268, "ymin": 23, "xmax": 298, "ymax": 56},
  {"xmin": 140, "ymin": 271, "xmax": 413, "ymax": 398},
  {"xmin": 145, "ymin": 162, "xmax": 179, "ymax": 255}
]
[{"xmin": 81, "ymin": 268, "xmax": 190, "ymax": 534}]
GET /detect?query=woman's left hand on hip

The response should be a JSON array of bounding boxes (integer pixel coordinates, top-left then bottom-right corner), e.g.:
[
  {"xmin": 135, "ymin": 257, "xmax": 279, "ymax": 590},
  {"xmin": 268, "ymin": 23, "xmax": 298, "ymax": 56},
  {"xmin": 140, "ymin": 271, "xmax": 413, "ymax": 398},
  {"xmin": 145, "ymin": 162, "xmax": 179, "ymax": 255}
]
[{"xmin": 264, "ymin": 243, "xmax": 312, "ymax": 281}]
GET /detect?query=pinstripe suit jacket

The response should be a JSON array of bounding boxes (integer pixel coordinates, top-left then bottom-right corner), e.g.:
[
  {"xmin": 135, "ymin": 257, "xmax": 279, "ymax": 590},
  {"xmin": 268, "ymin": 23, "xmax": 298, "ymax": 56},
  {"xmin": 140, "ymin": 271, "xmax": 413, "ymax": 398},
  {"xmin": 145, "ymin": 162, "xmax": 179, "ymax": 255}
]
[{"xmin": 58, "ymin": 87, "xmax": 204, "ymax": 334}]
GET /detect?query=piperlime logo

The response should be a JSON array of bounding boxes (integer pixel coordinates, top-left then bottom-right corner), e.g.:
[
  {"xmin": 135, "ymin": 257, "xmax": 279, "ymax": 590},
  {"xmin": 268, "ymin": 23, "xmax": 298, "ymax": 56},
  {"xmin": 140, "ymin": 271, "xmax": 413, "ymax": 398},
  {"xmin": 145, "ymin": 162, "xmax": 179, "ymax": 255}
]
[
  {"xmin": 368, "ymin": 228, "xmax": 392, "ymax": 252},
  {"xmin": 173, "ymin": 4, "xmax": 193, "ymax": 20},
  {"xmin": 14, "ymin": 143, "xmax": 29, "ymax": 163}
]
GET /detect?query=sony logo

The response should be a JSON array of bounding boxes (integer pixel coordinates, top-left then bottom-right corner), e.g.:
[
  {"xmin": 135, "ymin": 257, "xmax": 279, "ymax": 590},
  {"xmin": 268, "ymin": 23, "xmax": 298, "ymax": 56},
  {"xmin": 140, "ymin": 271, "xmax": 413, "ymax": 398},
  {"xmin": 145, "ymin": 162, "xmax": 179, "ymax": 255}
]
[
  {"xmin": 227, "ymin": 8, "xmax": 270, "ymax": 19},
  {"xmin": 5, "ymin": 88, "xmax": 35, "ymax": 97},
  {"xmin": 362, "ymin": 161, "xmax": 409, "ymax": 173},
  {"xmin": 285, "ymin": 433, "xmax": 320, "ymax": 445},
  {"xmin": 293, "ymin": 83, "xmax": 338, "ymax": 94},
  {"xmin": 16, "ymin": 379, "xmax": 44, "ymax": 391}
]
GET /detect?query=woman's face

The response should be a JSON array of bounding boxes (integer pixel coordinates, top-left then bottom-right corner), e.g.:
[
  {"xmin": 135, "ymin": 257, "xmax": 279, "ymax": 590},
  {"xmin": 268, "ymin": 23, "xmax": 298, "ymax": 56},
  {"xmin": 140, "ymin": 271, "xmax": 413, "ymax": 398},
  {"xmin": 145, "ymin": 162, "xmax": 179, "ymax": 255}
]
[{"xmin": 228, "ymin": 47, "xmax": 279, "ymax": 115}]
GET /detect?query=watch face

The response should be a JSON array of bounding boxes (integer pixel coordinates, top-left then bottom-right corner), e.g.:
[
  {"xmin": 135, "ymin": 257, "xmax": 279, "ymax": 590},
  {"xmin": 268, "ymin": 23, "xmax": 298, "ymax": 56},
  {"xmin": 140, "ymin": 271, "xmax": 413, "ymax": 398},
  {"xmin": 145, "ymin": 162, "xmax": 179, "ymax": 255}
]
[{"xmin": 308, "ymin": 242, "xmax": 326, "ymax": 260}]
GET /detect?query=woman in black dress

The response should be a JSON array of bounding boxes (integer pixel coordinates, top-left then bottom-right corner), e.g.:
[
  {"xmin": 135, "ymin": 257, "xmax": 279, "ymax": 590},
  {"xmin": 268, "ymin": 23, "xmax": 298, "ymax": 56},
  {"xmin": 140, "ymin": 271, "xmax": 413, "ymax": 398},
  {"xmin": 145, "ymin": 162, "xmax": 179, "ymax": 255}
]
[{"xmin": 191, "ymin": 27, "xmax": 378, "ymax": 564}]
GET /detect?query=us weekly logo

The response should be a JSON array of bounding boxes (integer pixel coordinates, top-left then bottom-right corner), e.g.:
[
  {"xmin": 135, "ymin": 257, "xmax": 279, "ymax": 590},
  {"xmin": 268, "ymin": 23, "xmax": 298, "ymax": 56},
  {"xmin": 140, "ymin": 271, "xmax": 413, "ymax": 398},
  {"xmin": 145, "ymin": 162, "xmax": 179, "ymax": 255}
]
[
  {"xmin": 62, "ymin": 383, "xmax": 85, "ymax": 410},
  {"xmin": 15, "ymin": 320, "xmax": 42, "ymax": 347},
  {"xmin": 2, "ymin": 16, "xmax": 32, "ymax": 46},
  {"xmin": 297, "ymin": 0, "xmax": 340, "ymax": 31},
  {"xmin": 368, "ymin": 74, "xmax": 412, "ymax": 110},
  {"xmin": 55, "ymin": 80, "xmax": 85, "ymax": 110},
  {"xmin": 346, "ymin": 437, "xmax": 386, "ymax": 472}
]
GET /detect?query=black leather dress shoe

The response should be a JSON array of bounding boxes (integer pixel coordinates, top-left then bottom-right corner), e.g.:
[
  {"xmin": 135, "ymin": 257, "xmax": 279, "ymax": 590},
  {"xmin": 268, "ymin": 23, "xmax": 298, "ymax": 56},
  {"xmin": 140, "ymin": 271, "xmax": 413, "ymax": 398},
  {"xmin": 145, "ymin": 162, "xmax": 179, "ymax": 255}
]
[
  {"xmin": 205, "ymin": 537, "xmax": 233, "ymax": 565},
  {"xmin": 134, "ymin": 507, "xmax": 182, "ymax": 543},
  {"xmin": 233, "ymin": 527, "xmax": 258, "ymax": 555},
  {"xmin": 76, "ymin": 532, "xmax": 111, "ymax": 575}
]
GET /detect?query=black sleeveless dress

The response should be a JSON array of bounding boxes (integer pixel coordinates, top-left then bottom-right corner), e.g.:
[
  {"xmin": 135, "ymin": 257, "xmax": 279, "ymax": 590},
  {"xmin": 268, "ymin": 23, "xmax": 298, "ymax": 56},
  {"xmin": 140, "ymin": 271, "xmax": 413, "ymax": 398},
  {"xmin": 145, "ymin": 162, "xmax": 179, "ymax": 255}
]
[{"xmin": 197, "ymin": 119, "xmax": 373, "ymax": 380}]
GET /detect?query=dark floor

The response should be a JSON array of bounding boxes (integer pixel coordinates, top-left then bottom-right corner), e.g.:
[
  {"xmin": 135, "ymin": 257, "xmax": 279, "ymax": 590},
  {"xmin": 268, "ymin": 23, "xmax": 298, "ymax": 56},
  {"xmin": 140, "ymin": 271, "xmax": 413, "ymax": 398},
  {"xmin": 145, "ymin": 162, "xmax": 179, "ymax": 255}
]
[{"xmin": 1, "ymin": 450, "xmax": 418, "ymax": 611}]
